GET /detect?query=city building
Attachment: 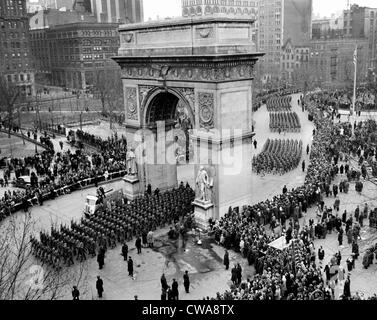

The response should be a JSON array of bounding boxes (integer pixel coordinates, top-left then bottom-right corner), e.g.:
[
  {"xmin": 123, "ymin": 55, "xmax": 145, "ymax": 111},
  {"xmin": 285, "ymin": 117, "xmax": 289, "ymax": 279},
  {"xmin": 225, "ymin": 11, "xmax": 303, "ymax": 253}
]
[
  {"xmin": 309, "ymin": 38, "xmax": 368, "ymax": 87},
  {"xmin": 258, "ymin": 0, "xmax": 312, "ymax": 80},
  {"xmin": 181, "ymin": 0, "xmax": 312, "ymax": 82},
  {"xmin": 281, "ymin": 39, "xmax": 309, "ymax": 81},
  {"xmin": 90, "ymin": 0, "xmax": 144, "ymax": 23},
  {"xmin": 312, "ymin": 13, "xmax": 344, "ymax": 40},
  {"xmin": 29, "ymin": 10, "xmax": 119, "ymax": 89},
  {"xmin": 29, "ymin": 9, "xmax": 97, "ymax": 85},
  {"xmin": 26, "ymin": 0, "xmax": 76, "ymax": 13},
  {"xmin": 343, "ymin": 4, "xmax": 377, "ymax": 69},
  {"xmin": 0, "ymin": 0, "xmax": 35, "ymax": 96}
]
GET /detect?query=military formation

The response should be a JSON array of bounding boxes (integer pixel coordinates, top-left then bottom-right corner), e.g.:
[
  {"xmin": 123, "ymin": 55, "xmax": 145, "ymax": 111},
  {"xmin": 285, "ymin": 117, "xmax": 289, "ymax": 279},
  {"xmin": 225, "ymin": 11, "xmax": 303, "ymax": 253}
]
[
  {"xmin": 252, "ymin": 139, "xmax": 303, "ymax": 175},
  {"xmin": 31, "ymin": 184, "xmax": 195, "ymax": 270},
  {"xmin": 266, "ymin": 96, "xmax": 292, "ymax": 112},
  {"xmin": 269, "ymin": 112, "xmax": 301, "ymax": 133}
]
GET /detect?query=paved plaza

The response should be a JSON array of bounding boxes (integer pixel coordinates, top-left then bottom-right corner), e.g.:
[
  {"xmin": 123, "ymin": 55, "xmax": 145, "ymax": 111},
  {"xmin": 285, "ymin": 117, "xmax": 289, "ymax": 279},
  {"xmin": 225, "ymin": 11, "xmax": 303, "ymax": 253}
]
[{"xmin": 2, "ymin": 93, "xmax": 377, "ymax": 300}]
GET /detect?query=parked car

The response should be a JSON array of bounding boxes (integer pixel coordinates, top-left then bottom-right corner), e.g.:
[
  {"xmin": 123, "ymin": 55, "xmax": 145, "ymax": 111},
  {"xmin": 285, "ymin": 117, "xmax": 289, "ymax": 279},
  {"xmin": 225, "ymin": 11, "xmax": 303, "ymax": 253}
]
[{"xmin": 14, "ymin": 175, "xmax": 31, "ymax": 188}]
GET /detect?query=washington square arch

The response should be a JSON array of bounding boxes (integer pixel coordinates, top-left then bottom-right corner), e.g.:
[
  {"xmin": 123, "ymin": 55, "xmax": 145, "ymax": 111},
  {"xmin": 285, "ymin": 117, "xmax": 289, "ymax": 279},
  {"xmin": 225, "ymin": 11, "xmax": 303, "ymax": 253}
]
[{"xmin": 113, "ymin": 16, "xmax": 264, "ymax": 227}]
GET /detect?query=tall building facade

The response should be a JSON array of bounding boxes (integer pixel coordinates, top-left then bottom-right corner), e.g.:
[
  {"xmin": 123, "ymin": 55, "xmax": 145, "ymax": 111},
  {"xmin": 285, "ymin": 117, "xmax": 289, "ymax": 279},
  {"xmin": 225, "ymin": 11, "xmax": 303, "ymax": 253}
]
[
  {"xmin": 180, "ymin": 0, "xmax": 312, "ymax": 81},
  {"xmin": 0, "ymin": 0, "xmax": 35, "ymax": 96},
  {"xmin": 309, "ymin": 38, "xmax": 368, "ymax": 86},
  {"xmin": 29, "ymin": 9, "xmax": 120, "ymax": 90},
  {"xmin": 29, "ymin": 9, "xmax": 97, "ymax": 85},
  {"xmin": 343, "ymin": 4, "xmax": 377, "ymax": 69},
  {"xmin": 90, "ymin": 0, "xmax": 144, "ymax": 23},
  {"xmin": 258, "ymin": 0, "xmax": 312, "ymax": 79}
]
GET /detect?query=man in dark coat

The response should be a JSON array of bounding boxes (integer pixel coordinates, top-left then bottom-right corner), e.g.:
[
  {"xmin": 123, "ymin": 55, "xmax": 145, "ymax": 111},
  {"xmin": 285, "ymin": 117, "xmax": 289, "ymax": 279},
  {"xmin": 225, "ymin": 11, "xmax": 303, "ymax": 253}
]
[
  {"xmin": 121, "ymin": 243, "xmax": 128, "ymax": 261},
  {"xmin": 231, "ymin": 265, "xmax": 238, "ymax": 285},
  {"xmin": 343, "ymin": 276, "xmax": 351, "ymax": 298},
  {"xmin": 333, "ymin": 184, "xmax": 338, "ymax": 198},
  {"xmin": 161, "ymin": 273, "xmax": 168, "ymax": 291},
  {"xmin": 96, "ymin": 276, "xmax": 104, "ymax": 298},
  {"xmin": 183, "ymin": 271, "xmax": 190, "ymax": 293},
  {"xmin": 72, "ymin": 286, "xmax": 80, "ymax": 300},
  {"xmin": 324, "ymin": 264, "xmax": 331, "ymax": 284},
  {"xmin": 338, "ymin": 229, "xmax": 343, "ymax": 246},
  {"xmin": 172, "ymin": 279, "xmax": 179, "ymax": 300},
  {"xmin": 223, "ymin": 250, "xmax": 230, "ymax": 270},
  {"xmin": 97, "ymin": 251, "xmax": 105, "ymax": 270},
  {"xmin": 135, "ymin": 236, "xmax": 142, "ymax": 254},
  {"xmin": 236, "ymin": 263, "xmax": 242, "ymax": 285},
  {"xmin": 302, "ymin": 160, "xmax": 306, "ymax": 172},
  {"xmin": 128, "ymin": 257, "xmax": 134, "ymax": 277},
  {"xmin": 342, "ymin": 210, "xmax": 347, "ymax": 224}
]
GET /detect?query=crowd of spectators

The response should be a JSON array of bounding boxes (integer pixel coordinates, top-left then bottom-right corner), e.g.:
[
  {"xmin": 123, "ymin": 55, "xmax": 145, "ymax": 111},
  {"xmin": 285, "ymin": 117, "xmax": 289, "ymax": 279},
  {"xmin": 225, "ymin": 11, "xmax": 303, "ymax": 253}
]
[
  {"xmin": 0, "ymin": 131, "xmax": 130, "ymax": 222},
  {"xmin": 211, "ymin": 90, "xmax": 377, "ymax": 300}
]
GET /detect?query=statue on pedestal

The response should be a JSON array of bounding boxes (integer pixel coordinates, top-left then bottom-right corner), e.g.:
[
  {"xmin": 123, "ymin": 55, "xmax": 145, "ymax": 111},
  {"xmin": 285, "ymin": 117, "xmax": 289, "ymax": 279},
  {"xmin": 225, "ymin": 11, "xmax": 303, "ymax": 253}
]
[
  {"xmin": 196, "ymin": 166, "xmax": 211, "ymax": 203},
  {"xmin": 126, "ymin": 148, "xmax": 138, "ymax": 176}
]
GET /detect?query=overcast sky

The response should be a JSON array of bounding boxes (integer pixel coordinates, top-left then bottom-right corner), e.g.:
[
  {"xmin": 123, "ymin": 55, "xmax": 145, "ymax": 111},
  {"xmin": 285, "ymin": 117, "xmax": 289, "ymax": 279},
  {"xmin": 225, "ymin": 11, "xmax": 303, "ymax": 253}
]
[{"xmin": 143, "ymin": 0, "xmax": 377, "ymax": 20}]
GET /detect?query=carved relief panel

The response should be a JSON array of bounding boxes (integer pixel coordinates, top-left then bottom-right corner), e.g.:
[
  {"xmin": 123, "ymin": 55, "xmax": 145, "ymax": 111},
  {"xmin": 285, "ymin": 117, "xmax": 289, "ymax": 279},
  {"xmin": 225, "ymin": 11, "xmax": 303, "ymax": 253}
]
[
  {"xmin": 198, "ymin": 92, "xmax": 215, "ymax": 130},
  {"xmin": 125, "ymin": 87, "xmax": 138, "ymax": 121}
]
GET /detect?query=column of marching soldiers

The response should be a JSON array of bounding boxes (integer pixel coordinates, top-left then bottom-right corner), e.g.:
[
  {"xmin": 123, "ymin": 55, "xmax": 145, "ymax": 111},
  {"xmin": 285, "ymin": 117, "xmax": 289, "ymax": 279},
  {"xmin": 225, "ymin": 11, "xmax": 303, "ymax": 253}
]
[
  {"xmin": 30, "ymin": 184, "xmax": 195, "ymax": 270},
  {"xmin": 253, "ymin": 95, "xmax": 304, "ymax": 175}
]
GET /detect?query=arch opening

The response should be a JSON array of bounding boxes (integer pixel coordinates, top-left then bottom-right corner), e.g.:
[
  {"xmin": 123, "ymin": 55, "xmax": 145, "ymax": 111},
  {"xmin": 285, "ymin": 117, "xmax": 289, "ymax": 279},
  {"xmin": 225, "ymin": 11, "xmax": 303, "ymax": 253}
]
[{"xmin": 145, "ymin": 90, "xmax": 194, "ymax": 163}]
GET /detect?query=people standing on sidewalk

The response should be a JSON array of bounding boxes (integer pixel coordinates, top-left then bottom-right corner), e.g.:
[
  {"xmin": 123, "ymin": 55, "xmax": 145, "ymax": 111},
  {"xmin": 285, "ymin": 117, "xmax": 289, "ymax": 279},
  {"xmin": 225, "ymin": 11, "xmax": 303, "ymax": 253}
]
[
  {"xmin": 128, "ymin": 257, "xmax": 134, "ymax": 277},
  {"xmin": 183, "ymin": 271, "xmax": 190, "ymax": 294},
  {"xmin": 96, "ymin": 276, "xmax": 104, "ymax": 298}
]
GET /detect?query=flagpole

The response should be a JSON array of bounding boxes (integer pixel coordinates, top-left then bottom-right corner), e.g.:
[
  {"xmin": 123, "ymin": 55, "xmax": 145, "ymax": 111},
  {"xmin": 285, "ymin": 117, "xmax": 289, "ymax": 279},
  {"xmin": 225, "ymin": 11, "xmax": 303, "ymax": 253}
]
[{"xmin": 352, "ymin": 46, "xmax": 357, "ymax": 115}]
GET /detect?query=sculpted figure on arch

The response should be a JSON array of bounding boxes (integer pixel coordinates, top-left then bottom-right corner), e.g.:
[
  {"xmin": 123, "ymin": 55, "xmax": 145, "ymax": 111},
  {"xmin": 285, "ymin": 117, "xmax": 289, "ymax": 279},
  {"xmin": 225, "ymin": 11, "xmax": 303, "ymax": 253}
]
[
  {"xmin": 196, "ymin": 166, "xmax": 211, "ymax": 203},
  {"xmin": 126, "ymin": 147, "xmax": 138, "ymax": 176}
]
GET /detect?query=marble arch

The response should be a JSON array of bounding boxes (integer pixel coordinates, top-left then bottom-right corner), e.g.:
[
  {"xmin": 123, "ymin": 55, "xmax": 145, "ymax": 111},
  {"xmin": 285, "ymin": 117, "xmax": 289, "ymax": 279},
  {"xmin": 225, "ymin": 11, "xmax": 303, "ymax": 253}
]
[{"xmin": 114, "ymin": 17, "xmax": 263, "ymax": 226}]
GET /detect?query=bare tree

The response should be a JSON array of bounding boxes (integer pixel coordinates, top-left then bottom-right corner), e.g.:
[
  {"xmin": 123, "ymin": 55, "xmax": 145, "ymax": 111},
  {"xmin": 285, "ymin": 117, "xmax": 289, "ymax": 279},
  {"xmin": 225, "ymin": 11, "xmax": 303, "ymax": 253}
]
[
  {"xmin": 343, "ymin": 52, "xmax": 367, "ymax": 88},
  {"xmin": 291, "ymin": 63, "xmax": 318, "ymax": 93},
  {"xmin": 0, "ymin": 213, "xmax": 89, "ymax": 300},
  {"xmin": 92, "ymin": 62, "xmax": 123, "ymax": 129},
  {"xmin": 0, "ymin": 76, "xmax": 25, "ymax": 138}
]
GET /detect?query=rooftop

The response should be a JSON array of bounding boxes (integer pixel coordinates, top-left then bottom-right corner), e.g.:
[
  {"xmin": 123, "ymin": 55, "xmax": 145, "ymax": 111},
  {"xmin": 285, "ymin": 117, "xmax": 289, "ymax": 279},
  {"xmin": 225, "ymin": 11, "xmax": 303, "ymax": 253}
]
[{"xmin": 117, "ymin": 15, "xmax": 259, "ymax": 58}]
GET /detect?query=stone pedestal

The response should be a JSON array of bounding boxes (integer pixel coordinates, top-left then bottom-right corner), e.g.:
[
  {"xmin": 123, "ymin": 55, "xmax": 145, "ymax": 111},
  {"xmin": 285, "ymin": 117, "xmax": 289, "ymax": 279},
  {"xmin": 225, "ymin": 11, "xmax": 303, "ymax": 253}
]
[
  {"xmin": 123, "ymin": 175, "xmax": 141, "ymax": 201},
  {"xmin": 193, "ymin": 199, "xmax": 214, "ymax": 230}
]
